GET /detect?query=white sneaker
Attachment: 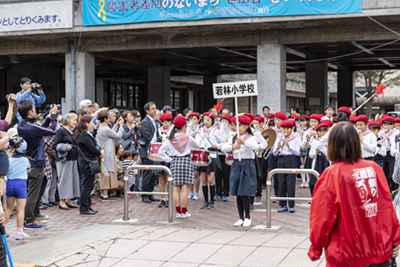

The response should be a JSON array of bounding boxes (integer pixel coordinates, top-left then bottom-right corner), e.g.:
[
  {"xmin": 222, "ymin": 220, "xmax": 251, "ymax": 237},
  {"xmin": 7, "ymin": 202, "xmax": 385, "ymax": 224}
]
[
  {"xmin": 181, "ymin": 212, "xmax": 191, "ymax": 219},
  {"xmin": 243, "ymin": 218, "xmax": 252, "ymax": 227},
  {"xmin": 234, "ymin": 219, "xmax": 243, "ymax": 227},
  {"xmin": 15, "ymin": 232, "xmax": 30, "ymax": 240},
  {"xmin": 176, "ymin": 213, "xmax": 181, "ymax": 219}
]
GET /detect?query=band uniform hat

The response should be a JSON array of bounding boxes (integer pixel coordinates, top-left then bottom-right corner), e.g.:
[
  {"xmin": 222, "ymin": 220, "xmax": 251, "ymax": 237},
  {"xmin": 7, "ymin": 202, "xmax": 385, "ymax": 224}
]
[
  {"xmin": 173, "ymin": 115, "xmax": 187, "ymax": 128},
  {"xmin": 280, "ymin": 119, "xmax": 295, "ymax": 128},
  {"xmin": 355, "ymin": 115, "xmax": 369, "ymax": 123},
  {"xmin": 160, "ymin": 113, "xmax": 173, "ymax": 121},
  {"xmin": 337, "ymin": 106, "xmax": 352, "ymax": 115},
  {"xmin": 274, "ymin": 112, "xmax": 287, "ymax": 121},
  {"xmin": 203, "ymin": 112, "xmax": 215, "ymax": 120}
]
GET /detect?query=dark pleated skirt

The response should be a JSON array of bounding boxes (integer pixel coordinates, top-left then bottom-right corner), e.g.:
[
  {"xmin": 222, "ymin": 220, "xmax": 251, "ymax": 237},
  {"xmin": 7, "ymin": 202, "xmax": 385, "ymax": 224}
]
[{"xmin": 230, "ymin": 159, "xmax": 257, "ymax": 196}]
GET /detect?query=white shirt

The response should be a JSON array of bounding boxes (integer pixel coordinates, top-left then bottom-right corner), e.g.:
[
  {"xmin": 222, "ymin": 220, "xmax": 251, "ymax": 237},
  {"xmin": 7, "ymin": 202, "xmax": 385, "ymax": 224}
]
[
  {"xmin": 390, "ymin": 134, "xmax": 400, "ymax": 158},
  {"xmin": 316, "ymin": 125, "xmax": 336, "ymax": 156},
  {"xmin": 252, "ymin": 130, "xmax": 268, "ymax": 151},
  {"xmin": 308, "ymin": 138, "xmax": 318, "ymax": 170},
  {"xmin": 221, "ymin": 134, "xmax": 259, "ymax": 159},
  {"xmin": 360, "ymin": 130, "xmax": 377, "ymax": 158},
  {"xmin": 376, "ymin": 136, "xmax": 387, "ymax": 157},
  {"xmin": 150, "ymin": 127, "xmax": 172, "ymax": 144},
  {"xmin": 272, "ymin": 133, "xmax": 301, "ymax": 156},
  {"xmin": 196, "ymin": 126, "xmax": 226, "ymax": 150},
  {"xmin": 321, "ymin": 115, "xmax": 333, "ymax": 121},
  {"xmin": 158, "ymin": 133, "xmax": 201, "ymax": 163}
]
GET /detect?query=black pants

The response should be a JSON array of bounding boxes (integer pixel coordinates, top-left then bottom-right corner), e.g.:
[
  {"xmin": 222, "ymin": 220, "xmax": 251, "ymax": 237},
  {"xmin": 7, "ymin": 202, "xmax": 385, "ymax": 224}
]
[
  {"xmin": 365, "ymin": 260, "xmax": 390, "ymax": 267},
  {"xmin": 384, "ymin": 152, "xmax": 397, "ymax": 191},
  {"xmin": 34, "ymin": 175, "xmax": 48, "ymax": 217},
  {"xmin": 0, "ymin": 235, "xmax": 7, "ymax": 267},
  {"xmin": 79, "ymin": 159, "xmax": 95, "ymax": 212},
  {"xmin": 25, "ymin": 167, "xmax": 44, "ymax": 224},
  {"xmin": 141, "ymin": 158, "xmax": 155, "ymax": 199},
  {"xmin": 262, "ymin": 150, "xmax": 269, "ymax": 185},
  {"xmin": 216, "ymin": 155, "xmax": 231, "ymax": 197},
  {"xmin": 271, "ymin": 154, "xmax": 279, "ymax": 196},
  {"xmin": 255, "ymin": 156, "xmax": 265, "ymax": 197},
  {"xmin": 277, "ymin": 155, "xmax": 296, "ymax": 208}
]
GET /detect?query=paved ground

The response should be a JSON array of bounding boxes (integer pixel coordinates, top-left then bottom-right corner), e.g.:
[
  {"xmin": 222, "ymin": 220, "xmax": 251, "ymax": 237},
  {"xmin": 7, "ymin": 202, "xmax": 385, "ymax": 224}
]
[{"xmin": 7, "ymin": 180, "xmax": 315, "ymax": 266}]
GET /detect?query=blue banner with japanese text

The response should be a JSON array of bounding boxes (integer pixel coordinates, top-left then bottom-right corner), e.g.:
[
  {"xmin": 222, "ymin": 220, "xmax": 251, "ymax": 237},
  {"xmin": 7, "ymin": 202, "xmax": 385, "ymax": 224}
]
[{"xmin": 82, "ymin": 0, "xmax": 362, "ymax": 26}]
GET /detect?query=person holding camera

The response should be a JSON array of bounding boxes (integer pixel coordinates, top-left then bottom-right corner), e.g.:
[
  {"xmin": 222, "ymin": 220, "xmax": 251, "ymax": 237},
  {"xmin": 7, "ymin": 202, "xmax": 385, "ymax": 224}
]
[
  {"xmin": 17, "ymin": 100, "xmax": 58, "ymax": 230},
  {"xmin": 121, "ymin": 110, "xmax": 141, "ymax": 151},
  {"xmin": 16, "ymin": 77, "xmax": 46, "ymax": 122}
]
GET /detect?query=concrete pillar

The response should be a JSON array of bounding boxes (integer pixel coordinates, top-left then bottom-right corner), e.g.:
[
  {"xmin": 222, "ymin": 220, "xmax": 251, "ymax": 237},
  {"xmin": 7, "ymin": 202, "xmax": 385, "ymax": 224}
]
[
  {"xmin": 203, "ymin": 75, "xmax": 220, "ymax": 113},
  {"xmin": 65, "ymin": 52, "xmax": 95, "ymax": 111},
  {"xmin": 188, "ymin": 89, "xmax": 194, "ymax": 110},
  {"xmin": 306, "ymin": 62, "xmax": 328, "ymax": 114},
  {"xmin": 337, "ymin": 70, "xmax": 355, "ymax": 108},
  {"xmin": 147, "ymin": 66, "xmax": 170, "ymax": 108},
  {"xmin": 257, "ymin": 43, "xmax": 287, "ymax": 114}
]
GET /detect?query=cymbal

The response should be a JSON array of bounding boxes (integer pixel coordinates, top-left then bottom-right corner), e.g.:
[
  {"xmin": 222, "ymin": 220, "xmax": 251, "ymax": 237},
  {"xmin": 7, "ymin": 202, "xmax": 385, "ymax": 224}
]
[{"xmin": 261, "ymin": 129, "xmax": 276, "ymax": 150}]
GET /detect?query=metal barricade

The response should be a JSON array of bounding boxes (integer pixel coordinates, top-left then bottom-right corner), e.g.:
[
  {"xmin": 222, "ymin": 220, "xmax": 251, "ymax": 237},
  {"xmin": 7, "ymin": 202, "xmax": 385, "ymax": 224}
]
[
  {"xmin": 123, "ymin": 165, "xmax": 174, "ymax": 223},
  {"xmin": 266, "ymin": 168, "xmax": 320, "ymax": 229}
]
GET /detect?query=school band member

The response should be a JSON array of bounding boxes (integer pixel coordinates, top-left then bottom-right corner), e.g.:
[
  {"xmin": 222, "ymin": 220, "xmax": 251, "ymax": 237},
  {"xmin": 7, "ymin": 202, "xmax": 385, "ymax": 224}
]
[
  {"xmin": 196, "ymin": 112, "xmax": 226, "ymax": 209},
  {"xmin": 355, "ymin": 115, "xmax": 377, "ymax": 161},
  {"xmin": 158, "ymin": 115, "xmax": 201, "ymax": 219},
  {"xmin": 215, "ymin": 114, "xmax": 232, "ymax": 202},
  {"xmin": 150, "ymin": 113, "xmax": 173, "ymax": 208},
  {"xmin": 391, "ymin": 117, "xmax": 400, "ymax": 160},
  {"xmin": 221, "ymin": 115, "xmax": 259, "ymax": 227},
  {"xmin": 309, "ymin": 123, "xmax": 330, "ymax": 196},
  {"xmin": 302, "ymin": 114, "xmax": 321, "ymax": 190},
  {"xmin": 369, "ymin": 121, "xmax": 385, "ymax": 168},
  {"xmin": 380, "ymin": 116, "xmax": 397, "ymax": 191},
  {"xmin": 332, "ymin": 116, "xmax": 338, "ymax": 125},
  {"xmin": 395, "ymin": 117, "xmax": 400, "ymax": 132},
  {"xmin": 272, "ymin": 119, "xmax": 301, "ymax": 213},
  {"xmin": 187, "ymin": 112, "xmax": 201, "ymax": 200},
  {"xmin": 270, "ymin": 112, "xmax": 287, "ymax": 199}
]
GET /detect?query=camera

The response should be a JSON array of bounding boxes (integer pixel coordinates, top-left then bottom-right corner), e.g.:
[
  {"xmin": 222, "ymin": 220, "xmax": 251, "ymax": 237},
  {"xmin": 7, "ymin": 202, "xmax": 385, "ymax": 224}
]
[
  {"xmin": 46, "ymin": 104, "xmax": 61, "ymax": 110},
  {"xmin": 31, "ymin": 83, "xmax": 42, "ymax": 90},
  {"xmin": 5, "ymin": 94, "xmax": 16, "ymax": 102}
]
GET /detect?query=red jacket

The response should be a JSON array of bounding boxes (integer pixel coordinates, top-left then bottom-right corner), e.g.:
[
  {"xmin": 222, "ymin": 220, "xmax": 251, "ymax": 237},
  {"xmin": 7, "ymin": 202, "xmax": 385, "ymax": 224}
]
[{"xmin": 308, "ymin": 159, "xmax": 400, "ymax": 266}]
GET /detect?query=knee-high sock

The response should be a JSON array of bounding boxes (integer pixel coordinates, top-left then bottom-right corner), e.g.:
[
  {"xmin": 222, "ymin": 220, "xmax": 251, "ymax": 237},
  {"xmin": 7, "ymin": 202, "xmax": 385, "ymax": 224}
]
[
  {"xmin": 202, "ymin": 185, "xmax": 209, "ymax": 203},
  {"xmin": 250, "ymin": 196, "xmax": 255, "ymax": 205},
  {"xmin": 241, "ymin": 196, "xmax": 250, "ymax": 219},
  {"xmin": 236, "ymin": 196, "xmax": 244, "ymax": 220},
  {"xmin": 210, "ymin": 185, "xmax": 216, "ymax": 203}
]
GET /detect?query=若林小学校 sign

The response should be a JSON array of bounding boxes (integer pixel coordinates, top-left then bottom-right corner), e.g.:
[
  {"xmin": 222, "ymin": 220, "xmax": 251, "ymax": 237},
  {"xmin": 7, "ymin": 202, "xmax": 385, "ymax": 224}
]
[
  {"xmin": 0, "ymin": 0, "xmax": 73, "ymax": 32},
  {"xmin": 82, "ymin": 0, "xmax": 362, "ymax": 26},
  {"xmin": 213, "ymin": 80, "xmax": 258, "ymax": 99}
]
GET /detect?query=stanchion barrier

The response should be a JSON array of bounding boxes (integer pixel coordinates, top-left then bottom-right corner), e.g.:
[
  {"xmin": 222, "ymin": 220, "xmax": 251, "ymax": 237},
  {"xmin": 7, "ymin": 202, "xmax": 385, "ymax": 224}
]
[
  {"xmin": 123, "ymin": 165, "xmax": 174, "ymax": 223},
  {"xmin": 266, "ymin": 168, "xmax": 320, "ymax": 229}
]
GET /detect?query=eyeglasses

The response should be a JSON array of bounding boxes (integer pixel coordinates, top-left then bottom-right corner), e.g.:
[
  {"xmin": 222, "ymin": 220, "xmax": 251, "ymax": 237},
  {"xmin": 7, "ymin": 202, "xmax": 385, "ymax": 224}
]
[
  {"xmin": 135, "ymin": 115, "xmax": 141, "ymax": 118},
  {"xmin": 86, "ymin": 105, "xmax": 94, "ymax": 108}
]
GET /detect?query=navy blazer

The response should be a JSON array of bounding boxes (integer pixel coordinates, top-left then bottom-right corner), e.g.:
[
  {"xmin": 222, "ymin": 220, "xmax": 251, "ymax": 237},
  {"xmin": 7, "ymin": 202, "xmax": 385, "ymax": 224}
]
[{"xmin": 139, "ymin": 115, "xmax": 156, "ymax": 158}]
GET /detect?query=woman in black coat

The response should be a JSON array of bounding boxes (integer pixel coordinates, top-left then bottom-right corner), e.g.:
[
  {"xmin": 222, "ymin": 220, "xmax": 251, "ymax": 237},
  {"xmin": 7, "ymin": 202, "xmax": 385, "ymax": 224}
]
[{"xmin": 75, "ymin": 115, "xmax": 104, "ymax": 215}]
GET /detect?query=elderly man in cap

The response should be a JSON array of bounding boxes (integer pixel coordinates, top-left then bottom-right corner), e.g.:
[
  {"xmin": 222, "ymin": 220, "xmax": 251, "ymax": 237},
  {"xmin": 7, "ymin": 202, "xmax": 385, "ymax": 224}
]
[{"xmin": 16, "ymin": 77, "xmax": 46, "ymax": 122}]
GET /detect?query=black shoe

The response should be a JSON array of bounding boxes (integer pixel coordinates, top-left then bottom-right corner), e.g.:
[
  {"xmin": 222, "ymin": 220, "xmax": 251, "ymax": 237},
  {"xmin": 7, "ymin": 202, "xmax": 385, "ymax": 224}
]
[
  {"xmin": 80, "ymin": 210, "xmax": 97, "ymax": 215},
  {"xmin": 39, "ymin": 204, "xmax": 47, "ymax": 210},
  {"xmin": 255, "ymin": 196, "xmax": 261, "ymax": 203},
  {"xmin": 207, "ymin": 202, "xmax": 215, "ymax": 209},
  {"xmin": 149, "ymin": 195, "xmax": 160, "ymax": 202},
  {"xmin": 164, "ymin": 200, "xmax": 169, "ymax": 208},
  {"xmin": 100, "ymin": 196, "xmax": 116, "ymax": 202},
  {"xmin": 142, "ymin": 197, "xmax": 152, "ymax": 203},
  {"xmin": 66, "ymin": 203, "xmax": 79, "ymax": 209},
  {"xmin": 58, "ymin": 204, "xmax": 70, "ymax": 210},
  {"xmin": 261, "ymin": 184, "xmax": 266, "ymax": 189},
  {"xmin": 201, "ymin": 201, "xmax": 209, "ymax": 209},
  {"xmin": 45, "ymin": 203, "xmax": 53, "ymax": 207},
  {"xmin": 158, "ymin": 200, "xmax": 166, "ymax": 208},
  {"xmin": 50, "ymin": 201, "xmax": 59, "ymax": 205},
  {"xmin": 89, "ymin": 208, "xmax": 99, "ymax": 213}
]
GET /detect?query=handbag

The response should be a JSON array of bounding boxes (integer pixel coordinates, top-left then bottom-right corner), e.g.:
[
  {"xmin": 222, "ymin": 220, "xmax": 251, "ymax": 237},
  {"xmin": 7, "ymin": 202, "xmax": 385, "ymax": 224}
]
[{"xmin": 76, "ymin": 143, "xmax": 102, "ymax": 176}]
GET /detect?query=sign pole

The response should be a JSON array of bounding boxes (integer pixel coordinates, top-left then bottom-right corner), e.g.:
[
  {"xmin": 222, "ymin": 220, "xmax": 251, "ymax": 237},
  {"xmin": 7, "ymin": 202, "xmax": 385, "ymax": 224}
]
[{"xmin": 234, "ymin": 97, "xmax": 241, "ymax": 161}]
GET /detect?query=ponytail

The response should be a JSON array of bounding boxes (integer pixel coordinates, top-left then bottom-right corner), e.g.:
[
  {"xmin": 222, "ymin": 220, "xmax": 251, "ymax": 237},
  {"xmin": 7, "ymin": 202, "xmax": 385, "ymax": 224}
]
[{"xmin": 168, "ymin": 126, "xmax": 176, "ymax": 141}]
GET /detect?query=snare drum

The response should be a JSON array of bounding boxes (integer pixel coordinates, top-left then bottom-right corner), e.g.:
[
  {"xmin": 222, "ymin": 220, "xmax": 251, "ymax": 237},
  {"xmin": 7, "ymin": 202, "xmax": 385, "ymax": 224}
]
[
  {"xmin": 225, "ymin": 151, "xmax": 234, "ymax": 166},
  {"xmin": 191, "ymin": 149, "xmax": 211, "ymax": 166},
  {"xmin": 148, "ymin": 142, "xmax": 163, "ymax": 162}
]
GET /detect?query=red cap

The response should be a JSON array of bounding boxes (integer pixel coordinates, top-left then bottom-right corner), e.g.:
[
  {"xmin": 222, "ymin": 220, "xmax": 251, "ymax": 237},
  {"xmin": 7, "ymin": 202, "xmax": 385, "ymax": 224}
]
[
  {"xmin": 290, "ymin": 115, "xmax": 300, "ymax": 120},
  {"xmin": 221, "ymin": 114, "xmax": 232, "ymax": 121},
  {"xmin": 350, "ymin": 115, "xmax": 357, "ymax": 123},
  {"xmin": 159, "ymin": 113, "xmax": 173, "ymax": 121},
  {"xmin": 203, "ymin": 112, "xmax": 215, "ymax": 120},
  {"xmin": 395, "ymin": 117, "xmax": 400, "ymax": 123},
  {"xmin": 376, "ymin": 119, "xmax": 383, "ymax": 126},
  {"xmin": 274, "ymin": 112, "xmax": 287, "ymax": 121},
  {"xmin": 230, "ymin": 118, "xmax": 236, "ymax": 124},
  {"xmin": 270, "ymin": 113, "xmax": 275, "ymax": 118},
  {"xmin": 269, "ymin": 118, "xmax": 275, "ymax": 122},
  {"xmin": 244, "ymin": 113, "xmax": 255, "ymax": 121},
  {"xmin": 337, "ymin": 106, "xmax": 352, "ymax": 115},
  {"xmin": 300, "ymin": 115, "xmax": 310, "ymax": 120},
  {"xmin": 281, "ymin": 119, "xmax": 295, "ymax": 128},
  {"xmin": 355, "ymin": 115, "xmax": 369, "ymax": 123},
  {"xmin": 173, "ymin": 115, "xmax": 187, "ymax": 128},
  {"xmin": 255, "ymin": 116, "xmax": 265, "ymax": 123},
  {"xmin": 368, "ymin": 121, "xmax": 381, "ymax": 127},
  {"xmin": 238, "ymin": 115, "xmax": 252, "ymax": 125},
  {"xmin": 382, "ymin": 116, "xmax": 395, "ymax": 123},
  {"xmin": 188, "ymin": 113, "xmax": 200, "ymax": 119},
  {"xmin": 382, "ymin": 114, "xmax": 390, "ymax": 119},
  {"xmin": 333, "ymin": 116, "xmax": 338, "ymax": 120},
  {"xmin": 316, "ymin": 123, "xmax": 329, "ymax": 131},
  {"xmin": 321, "ymin": 120, "xmax": 333, "ymax": 126},
  {"xmin": 310, "ymin": 114, "xmax": 321, "ymax": 121}
]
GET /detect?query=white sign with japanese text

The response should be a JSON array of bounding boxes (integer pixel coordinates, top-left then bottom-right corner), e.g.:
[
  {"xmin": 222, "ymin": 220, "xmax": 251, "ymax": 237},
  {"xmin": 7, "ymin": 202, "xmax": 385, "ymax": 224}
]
[
  {"xmin": 0, "ymin": 0, "xmax": 73, "ymax": 32},
  {"xmin": 213, "ymin": 80, "xmax": 258, "ymax": 99}
]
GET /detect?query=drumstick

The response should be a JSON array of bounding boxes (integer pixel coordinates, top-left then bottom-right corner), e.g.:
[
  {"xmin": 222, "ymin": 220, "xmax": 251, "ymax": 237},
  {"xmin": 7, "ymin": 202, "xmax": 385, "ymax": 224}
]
[{"xmin": 204, "ymin": 134, "xmax": 214, "ymax": 146}]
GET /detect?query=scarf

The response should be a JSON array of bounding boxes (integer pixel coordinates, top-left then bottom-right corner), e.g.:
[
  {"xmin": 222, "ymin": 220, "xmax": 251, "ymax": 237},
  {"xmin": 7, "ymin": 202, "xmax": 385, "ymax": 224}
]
[
  {"xmin": 379, "ymin": 128, "xmax": 396, "ymax": 139},
  {"xmin": 377, "ymin": 136, "xmax": 386, "ymax": 147},
  {"xmin": 160, "ymin": 126, "xmax": 170, "ymax": 135},
  {"xmin": 171, "ymin": 133, "xmax": 190, "ymax": 154},
  {"xmin": 233, "ymin": 133, "xmax": 252, "ymax": 146},
  {"xmin": 279, "ymin": 132, "xmax": 298, "ymax": 143},
  {"xmin": 273, "ymin": 126, "xmax": 283, "ymax": 134},
  {"xmin": 360, "ymin": 129, "xmax": 372, "ymax": 138}
]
